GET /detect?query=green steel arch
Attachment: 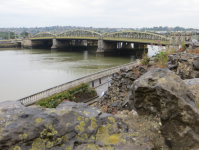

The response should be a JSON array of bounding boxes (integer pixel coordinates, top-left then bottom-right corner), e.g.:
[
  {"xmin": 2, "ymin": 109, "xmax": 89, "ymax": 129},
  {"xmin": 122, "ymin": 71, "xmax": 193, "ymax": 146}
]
[
  {"xmin": 104, "ymin": 31, "xmax": 170, "ymax": 41},
  {"xmin": 103, "ymin": 31, "xmax": 170, "ymax": 45},
  {"xmin": 31, "ymin": 32, "xmax": 55, "ymax": 39},
  {"xmin": 57, "ymin": 29, "xmax": 101, "ymax": 37}
]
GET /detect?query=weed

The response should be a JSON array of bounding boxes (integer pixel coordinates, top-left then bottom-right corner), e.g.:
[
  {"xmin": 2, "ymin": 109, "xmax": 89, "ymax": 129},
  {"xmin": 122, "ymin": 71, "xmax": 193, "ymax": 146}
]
[
  {"xmin": 140, "ymin": 50, "xmax": 149, "ymax": 65},
  {"xmin": 36, "ymin": 83, "xmax": 97, "ymax": 108}
]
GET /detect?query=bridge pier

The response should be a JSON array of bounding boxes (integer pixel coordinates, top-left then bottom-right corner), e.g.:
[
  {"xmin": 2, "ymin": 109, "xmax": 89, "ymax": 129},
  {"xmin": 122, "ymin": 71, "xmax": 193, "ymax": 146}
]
[
  {"xmin": 21, "ymin": 38, "xmax": 32, "ymax": 48},
  {"xmin": 97, "ymin": 37, "xmax": 117, "ymax": 53},
  {"xmin": 51, "ymin": 37, "xmax": 70, "ymax": 50}
]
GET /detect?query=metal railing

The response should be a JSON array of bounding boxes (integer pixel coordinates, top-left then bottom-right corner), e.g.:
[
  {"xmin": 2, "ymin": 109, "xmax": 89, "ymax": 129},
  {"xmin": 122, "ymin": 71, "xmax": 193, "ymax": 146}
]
[{"xmin": 18, "ymin": 60, "xmax": 139, "ymax": 106}]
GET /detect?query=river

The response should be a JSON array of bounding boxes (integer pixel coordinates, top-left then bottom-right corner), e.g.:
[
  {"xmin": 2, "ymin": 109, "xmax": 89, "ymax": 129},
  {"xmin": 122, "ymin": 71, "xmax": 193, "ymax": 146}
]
[{"xmin": 0, "ymin": 46, "xmax": 156, "ymax": 101}]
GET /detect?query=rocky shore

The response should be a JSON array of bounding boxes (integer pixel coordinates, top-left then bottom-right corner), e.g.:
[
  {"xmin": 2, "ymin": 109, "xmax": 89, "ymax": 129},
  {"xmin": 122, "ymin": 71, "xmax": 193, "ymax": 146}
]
[{"xmin": 1, "ymin": 42, "xmax": 199, "ymax": 149}]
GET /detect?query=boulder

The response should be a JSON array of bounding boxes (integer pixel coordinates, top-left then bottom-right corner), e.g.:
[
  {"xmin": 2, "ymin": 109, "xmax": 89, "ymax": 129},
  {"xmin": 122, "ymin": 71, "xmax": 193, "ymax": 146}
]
[
  {"xmin": 166, "ymin": 53, "xmax": 199, "ymax": 79},
  {"xmin": 184, "ymin": 78, "xmax": 199, "ymax": 104},
  {"xmin": 185, "ymin": 41, "xmax": 199, "ymax": 49},
  {"xmin": 96, "ymin": 66, "xmax": 148, "ymax": 114},
  {"xmin": 132, "ymin": 68, "xmax": 199, "ymax": 150},
  {"xmin": 0, "ymin": 100, "xmax": 154, "ymax": 150}
]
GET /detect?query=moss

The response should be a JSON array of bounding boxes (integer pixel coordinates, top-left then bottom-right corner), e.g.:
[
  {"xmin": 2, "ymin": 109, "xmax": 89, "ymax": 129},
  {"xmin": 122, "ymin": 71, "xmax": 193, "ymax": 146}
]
[
  {"xmin": 88, "ymin": 117, "xmax": 97, "ymax": 130},
  {"xmin": 65, "ymin": 145, "xmax": 72, "ymax": 150},
  {"xmin": 35, "ymin": 117, "xmax": 42, "ymax": 123},
  {"xmin": 108, "ymin": 117, "xmax": 115, "ymax": 123},
  {"xmin": 14, "ymin": 146, "xmax": 21, "ymax": 150}
]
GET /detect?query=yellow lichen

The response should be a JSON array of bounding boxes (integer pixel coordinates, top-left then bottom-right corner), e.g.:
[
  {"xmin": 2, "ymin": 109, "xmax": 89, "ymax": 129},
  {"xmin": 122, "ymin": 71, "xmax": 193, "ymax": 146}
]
[
  {"xmin": 46, "ymin": 141, "xmax": 54, "ymax": 148},
  {"xmin": 80, "ymin": 121, "xmax": 85, "ymax": 132},
  {"xmin": 108, "ymin": 117, "xmax": 115, "ymax": 123},
  {"xmin": 48, "ymin": 109, "xmax": 56, "ymax": 114},
  {"xmin": 88, "ymin": 117, "xmax": 97, "ymax": 130},
  {"xmin": 78, "ymin": 116, "xmax": 83, "ymax": 121},
  {"xmin": 62, "ymin": 134, "xmax": 68, "ymax": 142},
  {"xmin": 85, "ymin": 118, "xmax": 89, "ymax": 122},
  {"xmin": 35, "ymin": 117, "xmax": 42, "ymax": 123},
  {"xmin": 5, "ymin": 122, "xmax": 12, "ymax": 126},
  {"xmin": 76, "ymin": 133, "xmax": 88, "ymax": 141},
  {"xmin": 13, "ymin": 115, "xmax": 17, "ymax": 119},
  {"xmin": 83, "ymin": 111, "xmax": 90, "ymax": 115},
  {"xmin": 0, "ymin": 117, "xmax": 4, "ymax": 120},
  {"xmin": 66, "ymin": 123, "xmax": 71, "ymax": 127},
  {"xmin": 75, "ymin": 125, "xmax": 80, "ymax": 131},
  {"xmin": 19, "ymin": 133, "xmax": 28, "ymax": 140},
  {"xmin": 87, "ymin": 143, "xmax": 99, "ymax": 150},
  {"xmin": 30, "ymin": 138, "xmax": 45, "ymax": 150},
  {"xmin": 96, "ymin": 124, "xmax": 122, "ymax": 145},
  {"xmin": 14, "ymin": 146, "xmax": 21, "ymax": 150},
  {"xmin": 40, "ymin": 124, "xmax": 57, "ymax": 138},
  {"xmin": 107, "ymin": 134, "xmax": 121, "ymax": 144},
  {"xmin": 65, "ymin": 145, "xmax": 72, "ymax": 150},
  {"xmin": 197, "ymin": 102, "xmax": 199, "ymax": 108}
]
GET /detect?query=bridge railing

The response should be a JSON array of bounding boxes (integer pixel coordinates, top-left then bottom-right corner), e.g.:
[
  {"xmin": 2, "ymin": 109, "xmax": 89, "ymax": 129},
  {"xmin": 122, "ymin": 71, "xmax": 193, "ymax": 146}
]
[{"xmin": 18, "ymin": 60, "xmax": 139, "ymax": 106}]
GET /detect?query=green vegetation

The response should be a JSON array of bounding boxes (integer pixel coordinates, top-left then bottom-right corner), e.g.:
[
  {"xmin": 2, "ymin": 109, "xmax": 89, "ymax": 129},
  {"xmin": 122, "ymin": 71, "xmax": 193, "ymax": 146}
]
[
  {"xmin": 36, "ymin": 83, "xmax": 97, "ymax": 108},
  {"xmin": 21, "ymin": 31, "xmax": 29, "ymax": 37},
  {"xmin": 0, "ymin": 31, "xmax": 19, "ymax": 39},
  {"xmin": 140, "ymin": 50, "xmax": 149, "ymax": 65},
  {"xmin": 140, "ymin": 40, "xmax": 188, "ymax": 68}
]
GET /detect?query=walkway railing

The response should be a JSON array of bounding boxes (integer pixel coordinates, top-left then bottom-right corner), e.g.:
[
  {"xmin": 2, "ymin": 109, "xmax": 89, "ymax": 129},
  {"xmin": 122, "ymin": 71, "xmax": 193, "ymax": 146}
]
[{"xmin": 18, "ymin": 60, "xmax": 139, "ymax": 106}]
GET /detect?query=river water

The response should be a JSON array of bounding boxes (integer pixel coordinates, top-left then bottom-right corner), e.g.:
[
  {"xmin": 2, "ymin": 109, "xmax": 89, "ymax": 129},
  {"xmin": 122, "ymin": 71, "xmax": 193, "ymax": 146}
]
[{"xmin": 0, "ymin": 46, "xmax": 156, "ymax": 102}]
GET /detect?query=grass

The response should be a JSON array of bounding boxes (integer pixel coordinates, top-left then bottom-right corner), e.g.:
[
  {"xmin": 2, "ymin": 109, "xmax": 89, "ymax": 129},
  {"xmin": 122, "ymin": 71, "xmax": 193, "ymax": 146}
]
[{"xmin": 36, "ymin": 82, "xmax": 97, "ymax": 108}]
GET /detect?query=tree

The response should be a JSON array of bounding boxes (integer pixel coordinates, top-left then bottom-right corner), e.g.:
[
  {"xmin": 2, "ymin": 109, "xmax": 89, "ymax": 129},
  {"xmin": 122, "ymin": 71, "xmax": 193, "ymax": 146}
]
[{"xmin": 21, "ymin": 31, "xmax": 29, "ymax": 37}]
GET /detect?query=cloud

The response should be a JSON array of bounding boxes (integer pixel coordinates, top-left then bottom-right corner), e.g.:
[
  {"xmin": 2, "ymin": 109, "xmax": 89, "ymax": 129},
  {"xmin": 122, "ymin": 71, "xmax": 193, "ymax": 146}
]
[{"xmin": 1, "ymin": 0, "xmax": 199, "ymax": 28}]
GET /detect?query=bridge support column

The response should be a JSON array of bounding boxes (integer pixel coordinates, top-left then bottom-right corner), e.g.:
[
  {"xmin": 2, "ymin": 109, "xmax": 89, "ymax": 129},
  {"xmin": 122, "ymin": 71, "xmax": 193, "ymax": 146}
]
[
  {"xmin": 51, "ymin": 37, "xmax": 57, "ymax": 49},
  {"xmin": 51, "ymin": 37, "xmax": 70, "ymax": 50},
  {"xmin": 21, "ymin": 38, "xmax": 32, "ymax": 48},
  {"xmin": 97, "ymin": 37, "xmax": 117, "ymax": 52}
]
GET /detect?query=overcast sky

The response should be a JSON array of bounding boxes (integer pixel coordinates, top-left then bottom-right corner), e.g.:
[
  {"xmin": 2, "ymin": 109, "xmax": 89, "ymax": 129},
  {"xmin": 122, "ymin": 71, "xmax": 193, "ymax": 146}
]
[{"xmin": 0, "ymin": 0, "xmax": 198, "ymax": 28}]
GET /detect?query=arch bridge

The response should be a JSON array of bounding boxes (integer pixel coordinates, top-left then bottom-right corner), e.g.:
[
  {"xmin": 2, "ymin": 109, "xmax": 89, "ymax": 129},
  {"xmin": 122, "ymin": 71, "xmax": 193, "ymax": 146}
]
[{"xmin": 22, "ymin": 30, "xmax": 171, "ymax": 52}]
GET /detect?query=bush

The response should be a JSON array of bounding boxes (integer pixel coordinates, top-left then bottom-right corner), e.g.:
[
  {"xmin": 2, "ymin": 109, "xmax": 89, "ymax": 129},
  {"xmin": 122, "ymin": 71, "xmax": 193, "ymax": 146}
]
[{"xmin": 36, "ymin": 83, "xmax": 97, "ymax": 108}]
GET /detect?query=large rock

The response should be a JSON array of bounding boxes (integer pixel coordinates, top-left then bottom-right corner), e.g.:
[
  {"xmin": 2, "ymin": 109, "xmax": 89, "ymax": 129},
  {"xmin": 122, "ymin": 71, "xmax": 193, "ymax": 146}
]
[
  {"xmin": 166, "ymin": 53, "xmax": 199, "ymax": 79},
  {"xmin": 184, "ymin": 78, "xmax": 199, "ymax": 104},
  {"xmin": 185, "ymin": 41, "xmax": 199, "ymax": 49},
  {"xmin": 96, "ymin": 66, "xmax": 148, "ymax": 114},
  {"xmin": 0, "ymin": 101, "xmax": 154, "ymax": 150},
  {"xmin": 132, "ymin": 68, "xmax": 199, "ymax": 150}
]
